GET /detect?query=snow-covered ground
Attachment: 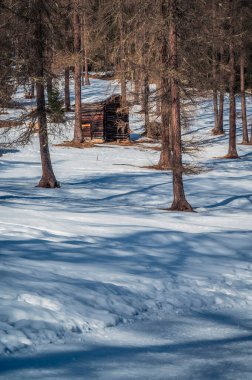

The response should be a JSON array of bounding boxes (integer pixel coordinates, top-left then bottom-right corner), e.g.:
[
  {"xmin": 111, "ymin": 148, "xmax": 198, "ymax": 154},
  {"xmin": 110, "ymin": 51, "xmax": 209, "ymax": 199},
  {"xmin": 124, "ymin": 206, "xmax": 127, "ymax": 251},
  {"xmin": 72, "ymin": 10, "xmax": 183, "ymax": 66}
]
[{"xmin": 0, "ymin": 80, "xmax": 252, "ymax": 379}]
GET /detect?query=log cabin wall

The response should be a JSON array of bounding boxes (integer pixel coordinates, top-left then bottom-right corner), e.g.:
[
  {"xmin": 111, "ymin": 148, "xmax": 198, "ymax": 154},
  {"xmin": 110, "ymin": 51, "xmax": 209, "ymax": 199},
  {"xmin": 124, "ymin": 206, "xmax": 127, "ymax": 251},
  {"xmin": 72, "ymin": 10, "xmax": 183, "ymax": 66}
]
[
  {"xmin": 81, "ymin": 95, "xmax": 129, "ymax": 142},
  {"xmin": 81, "ymin": 103, "xmax": 105, "ymax": 141},
  {"xmin": 104, "ymin": 96, "xmax": 129, "ymax": 142}
]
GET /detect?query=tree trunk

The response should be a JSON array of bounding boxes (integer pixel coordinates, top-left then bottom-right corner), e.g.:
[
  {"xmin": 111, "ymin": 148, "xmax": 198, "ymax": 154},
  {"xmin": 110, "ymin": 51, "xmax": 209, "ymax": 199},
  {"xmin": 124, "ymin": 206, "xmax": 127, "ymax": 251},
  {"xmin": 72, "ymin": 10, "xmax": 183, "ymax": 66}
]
[
  {"xmin": 133, "ymin": 68, "xmax": 140, "ymax": 104},
  {"xmin": 30, "ymin": 80, "xmax": 35, "ymax": 98},
  {"xmin": 83, "ymin": 15, "xmax": 90, "ymax": 86},
  {"xmin": 46, "ymin": 44, "xmax": 53, "ymax": 100},
  {"xmin": 169, "ymin": 0, "xmax": 192, "ymax": 211},
  {"xmin": 73, "ymin": 0, "xmax": 83, "ymax": 143},
  {"xmin": 134, "ymin": 77, "xmax": 140, "ymax": 104},
  {"xmin": 212, "ymin": 48, "xmax": 219, "ymax": 134},
  {"xmin": 159, "ymin": 0, "xmax": 172, "ymax": 169},
  {"xmin": 211, "ymin": 0, "xmax": 222, "ymax": 135},
  {"xmin": 84, "ymin": 55, "xmax": 90, "ymax": 85},
  {"xmin": 118, "ymin": 0, "xmax": 127, "ymax": 108},
  {"xmin": 35, "ymin": 4, "xmax": 59, "ymax": 188},
  {"xmin": 143, "ymin": 72, "xmax": 150, "ymax": 137},
  {"xmin": 46, "ymin": 76, "xmax": 53, "ymax": 99},
  {"xmin": 226, "ymin": 39, "xmax": 239, "ymax": 158},
  {"xmin": 133, "ymin": 38, "xmax": 140, "ymax": 105},
  {"xmin": 159, "ymin": 77, "xmax": 172, "ymax": 169},
  {"xmin": 225, "ymin": 0, "xmax": 238, "ymax": 158},
  {"xmin": 36, "ymin": 82, "xmax": 59, "ymax": 188},
  {"xmin": 81, "ymin": 16, "xmax": 85, "ymax": 86},
  {"xmin": 64, "ymin": 2, "xmax": 71, "ymax": 111},
  {"xmin": 240, "ymin": 46, "xmax": 249, "ymax": 144},
  {"xmin": 218, "ymin": 91, "xmax": 225, "ymax": 134},
  {"xmin": 64, "ymin": 67, "xmax": 71, "ymax": 111},
  {"xmin": 218, "ymin": 47, "xmax": 225, "ymax": 134},
  {"xmin": 212, "ymin": 87, "xmax": 219, "ymax": 133},
  {"xmin": 156, "ymin": 79, "xmax": 161, "ymax": 117}
]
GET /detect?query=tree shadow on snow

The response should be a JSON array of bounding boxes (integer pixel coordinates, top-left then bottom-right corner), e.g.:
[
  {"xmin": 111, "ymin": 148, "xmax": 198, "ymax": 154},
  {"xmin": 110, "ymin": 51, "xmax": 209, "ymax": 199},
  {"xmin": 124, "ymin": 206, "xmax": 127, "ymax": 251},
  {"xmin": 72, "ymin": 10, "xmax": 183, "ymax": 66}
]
[
  {"xmin": 0, "ymin": 329, "xmax": 251, "ymax": 379},
  {"xmin": 0, "ymin": 148, "xmax": 19, "ymax": 157}
]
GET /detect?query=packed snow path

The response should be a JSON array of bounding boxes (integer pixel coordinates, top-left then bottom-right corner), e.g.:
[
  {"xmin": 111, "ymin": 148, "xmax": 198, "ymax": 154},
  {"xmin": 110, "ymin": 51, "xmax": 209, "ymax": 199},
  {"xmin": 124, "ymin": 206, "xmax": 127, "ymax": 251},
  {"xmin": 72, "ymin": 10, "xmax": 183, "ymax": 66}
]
[
  {"xmin": 0, "ymin": 312, "xmax": 252, "ymax": 380},
  {"xmin": 0, "ymin": 80, "xmax": 252, "ymax": 378}
]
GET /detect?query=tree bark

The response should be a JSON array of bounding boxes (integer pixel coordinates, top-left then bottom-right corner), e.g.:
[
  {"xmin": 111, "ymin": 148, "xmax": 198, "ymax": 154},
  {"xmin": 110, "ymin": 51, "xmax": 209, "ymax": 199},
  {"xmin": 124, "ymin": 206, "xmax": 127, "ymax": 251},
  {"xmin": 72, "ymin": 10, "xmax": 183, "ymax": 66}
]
[
  {"xmin": 159, "ymin": 77, "xmax": 172, "ymax": 169},
  {"xmin": 46, "ymin": 44, "xmax": 53, "ymax": 100},
  {"xmin": 46, "ymin": 76, "xmax": 53, "ymax": 99},
  {"xmin": 64, "ymin": 67, "xmax": 71, "ymax": 111},
  {"xmin": 212, "ymin": 87, "xmax": 219, "ymax": 133},
  {"xmin": 211, "ymin": 0, "xmax": 222, "ymax": 135},
  {"xmin": 159, "ymin": 0, "xmax": 172, "ymax": 169},
  {"xmin": 169, "ymin": 0, "xmax": 192, "ymax": 211},
  {"xmin": 156, "ymin": 79, "xmax": 161, "ymax": 117},
  {"xmin": 83, "ymin": 15, "xmax": 90, "ymax": 86},
  {"xmin": 143, "ymin": 72, "xmax": 150, "ymax": 137},
  {"xmin": 226, "ymin": 39, "xmax": 239, "ymax": 158},
  {"xmin": 212, "ymin": 50, "xmax": 219, "ymax": 134},
  {"xmin": 64, "ymin": 2, "xmax": 71, "ymax": 111},
  {"xmin": 36, "ymin": 82, "xmax": 59, "ymax": 188},
  {"xmin": 30, "ymin": 80, "xmax": 35, "ymax": 98},
  {"xmin": 133, "ymin": 38, "xmax": 140, "ymax": 105},
  {"xmin": 225, "ymin": 0, "xmax": 238, "ymax": 158},
  {"xmin": 134, "ymin": 77, "xmax": 140, "ymax": 105},
  {"xmin": 240, "ymin": 46, "xmax": 249, "ymax": 144},
  {"xmin": 118, "ymin": 0, "xmax": 127, "ymax": 108},
  {"xmin": 35, "ymin": 4, "xmax": 59, "ymax": 188},
  {"xmin": 133, "ymin": 67, "xmax": 140, "ymax": 104},
  {"xmin": 73, "ymin": 0, "xmax": 83, "ymax": 143},
  {"xmin": 218, "ymin": 46, "xmax": 225, "ymax": 134}
]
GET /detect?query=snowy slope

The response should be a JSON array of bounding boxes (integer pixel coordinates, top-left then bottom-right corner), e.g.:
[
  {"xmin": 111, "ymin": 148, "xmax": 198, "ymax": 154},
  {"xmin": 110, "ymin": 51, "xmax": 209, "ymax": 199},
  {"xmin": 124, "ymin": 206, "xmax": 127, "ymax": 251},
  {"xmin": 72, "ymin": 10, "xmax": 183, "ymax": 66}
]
[{"xmin": 0, "ymin": 80, "xmax": 252, "ymax": 379}]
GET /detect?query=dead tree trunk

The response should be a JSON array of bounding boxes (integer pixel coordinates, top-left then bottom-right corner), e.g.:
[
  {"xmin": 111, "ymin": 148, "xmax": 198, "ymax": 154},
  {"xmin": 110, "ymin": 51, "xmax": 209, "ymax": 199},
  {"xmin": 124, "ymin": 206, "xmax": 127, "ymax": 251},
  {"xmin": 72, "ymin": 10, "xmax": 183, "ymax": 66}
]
[
  {"xmin": 35, "ymin": 6, "xmax": 59, "ymax": 188},
  {"xmin": 73, "ymin": 0, "xmax": 83, "ymax": 143},
  {"xmin": 169, "ymin": 0, "xmax": 192, "ymax": 211},
  {"xmin": 240, "ymin": 46, "xmax": 249, "ymax": 144}
]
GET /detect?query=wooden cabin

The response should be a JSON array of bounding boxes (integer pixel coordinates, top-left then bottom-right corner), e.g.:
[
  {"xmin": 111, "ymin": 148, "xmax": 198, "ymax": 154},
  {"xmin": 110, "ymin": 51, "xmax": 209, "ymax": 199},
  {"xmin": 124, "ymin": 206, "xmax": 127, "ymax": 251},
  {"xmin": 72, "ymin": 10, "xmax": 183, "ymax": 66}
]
[{"xmin": 81, "ymin": 95, "xmax": 129, "ymax": 142}]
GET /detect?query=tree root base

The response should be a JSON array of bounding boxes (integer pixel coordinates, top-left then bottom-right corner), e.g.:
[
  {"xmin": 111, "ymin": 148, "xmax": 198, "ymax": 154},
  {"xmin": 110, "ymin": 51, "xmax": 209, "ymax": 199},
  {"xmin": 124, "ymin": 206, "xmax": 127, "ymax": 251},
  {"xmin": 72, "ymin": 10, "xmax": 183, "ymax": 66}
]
[
  {"xmin": 222, "ymin": 153, "xmax": 239, "ymax": 159},
  {"xmin": 36, "ymin": 179, "xmax": 60, "ymax": 188},
  {"xmin": 212, "ymin": 129, "xmax": 225, "ymax": 136},
  {"xmin": 167, "ymin": 200, "xmax": 194, "ymax": 212},
  {"xmin": 239, "ymin": 141, "xmax": 252, "ymax": 145}
]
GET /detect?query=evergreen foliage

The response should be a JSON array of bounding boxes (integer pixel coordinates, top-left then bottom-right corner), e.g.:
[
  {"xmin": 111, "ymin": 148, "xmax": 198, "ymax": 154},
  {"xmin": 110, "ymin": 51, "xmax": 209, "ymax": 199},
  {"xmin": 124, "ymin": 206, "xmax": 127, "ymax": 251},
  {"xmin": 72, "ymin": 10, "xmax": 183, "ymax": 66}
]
[{"xmin": 47, "ymin": 87, "xmax": 65, "ymax": 123}]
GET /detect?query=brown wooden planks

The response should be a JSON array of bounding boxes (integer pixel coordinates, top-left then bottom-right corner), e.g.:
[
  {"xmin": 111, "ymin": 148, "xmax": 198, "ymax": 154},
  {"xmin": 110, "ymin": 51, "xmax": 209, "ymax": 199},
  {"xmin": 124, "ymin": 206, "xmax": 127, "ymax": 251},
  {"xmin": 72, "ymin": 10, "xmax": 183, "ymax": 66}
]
[{"xmin": 80, "ymin": 95, "xmax": 129, "ymax": 142}]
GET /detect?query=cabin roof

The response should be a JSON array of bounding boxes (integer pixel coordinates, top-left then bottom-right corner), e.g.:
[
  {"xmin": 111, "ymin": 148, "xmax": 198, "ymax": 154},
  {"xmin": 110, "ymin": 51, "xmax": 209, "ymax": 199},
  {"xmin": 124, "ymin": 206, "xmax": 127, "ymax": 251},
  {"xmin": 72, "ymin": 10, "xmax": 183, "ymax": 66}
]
[{"xmin": 81, "ymin": 95, "xmax": 121, "ymax": 111}]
